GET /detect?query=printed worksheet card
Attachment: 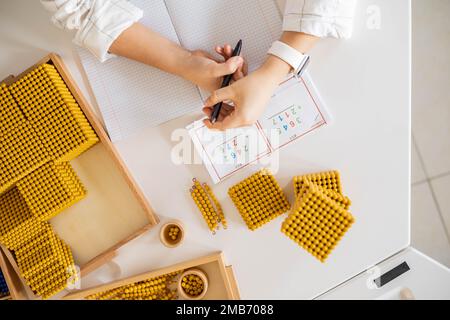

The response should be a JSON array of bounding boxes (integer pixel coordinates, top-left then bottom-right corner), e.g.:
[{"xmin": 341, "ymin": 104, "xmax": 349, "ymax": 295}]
[
  {"xmin": 188, "ymin": 72, "xmax": 331, "ymax": 184},
  {"xmin": 188, "ymin": 123, "xmax": 271, "ymax": 184},
  {"xmin": 258, "ymin": 74, "xmax": 331, "ymax": 150}
]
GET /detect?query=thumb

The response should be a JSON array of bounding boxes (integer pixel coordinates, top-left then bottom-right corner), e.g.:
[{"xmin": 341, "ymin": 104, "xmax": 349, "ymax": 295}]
[
  {"xmin": 205, "ymin": 86, "xmax": 235, "ymax": 107},
  {"xmin": 211, "ymin": 56, "xmax": 243, "ymax": 77}
]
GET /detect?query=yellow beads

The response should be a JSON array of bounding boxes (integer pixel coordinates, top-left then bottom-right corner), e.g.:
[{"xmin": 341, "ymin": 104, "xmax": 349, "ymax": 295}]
[
  {"xmin": 181, "ymin": 274, "xmax": 205, "ymax": 297},
  {"xmin": 293, "ymin": 170, "xmax": 342, "ymax": 197},
  {"xmin": 296, "ymin": 179, "xmax": 351, "ymax": 210},
  {"xmin": 229, "ymin": 168, "xmax": 290, "ymax": 231},
  {"xmin": 13, "ymin": 225, "xmax": 77, "ymax": 299},
  {"xmin": 168, "ymin": 226, "xmax": 180, "ymax": 241},
  {"xmin": 190, "ymin": 179, "xmax": 227, "ymax": 234},
  {"xmin": 0, "ymin": 122, "xmax": 49, "ymax": 194},
  {"xmin": 33, "ymin": 100, "xmax": 98, "ymax": 163},
  {"xmin": 0, "ymin": 187, "xmax": 77, "ymax": 298},
  {"xmin": 0, "ymin": 83, "xmax": 25, "ymax": 138},
  {"xmin": 1, "ymin": 63, "xmax": 98, "ymax": 193},
  {"xmin": 0, "ymin": 62, "xmax": 98, "ymax": 299},
  {"xmin": 282, "ymin": 175, "xmax": 355, "ymax": 262},
  {"xmin": 10, "ymin": 63, "xmax": 76, "ymax": 120},
  {"xmin": 0, "ymin": 187, "xmax": 45, "ymax": 250},
  {"xmin": 86, "ymin": 271, "xmax": 183, "ymax": 300},
  {"xmin": 17, "ymin": 161, "xmax": 86, "ymax": 221}
]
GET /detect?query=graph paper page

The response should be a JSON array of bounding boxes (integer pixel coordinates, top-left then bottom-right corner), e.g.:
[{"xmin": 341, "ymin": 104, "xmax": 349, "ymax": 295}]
[
  {"xmin": 165, "ymin": 0, "xmax": 283, "ymax": 73},
  {"xmin": 77, "ymin": 0, "xmax": 203, "ymax": 142}
]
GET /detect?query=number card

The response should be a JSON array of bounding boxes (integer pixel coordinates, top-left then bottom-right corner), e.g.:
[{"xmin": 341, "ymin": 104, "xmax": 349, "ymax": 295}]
[
  {"xmin": 188, "ymin": 72, "xmax": 331, "ymax": 184},
  {"xmin": 258, "ymin": 74, "xmax": 330, "ymax": 150},
  {"xmin": 188, "ymin": 124, "xmax": 271, "ymax": 183}
]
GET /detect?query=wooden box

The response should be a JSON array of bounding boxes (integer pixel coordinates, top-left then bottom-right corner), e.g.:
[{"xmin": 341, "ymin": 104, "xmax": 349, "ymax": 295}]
[
  {"xmin": 0, "ymin": 249, "xmax": 24, "ymax": 300},
  {"xmin": 0, "ymin": 54, "xmax": 159, "ymax": 299},
  {"xmin": 64, "ymin": 252, "xmax": 240, "ymax": 300}
]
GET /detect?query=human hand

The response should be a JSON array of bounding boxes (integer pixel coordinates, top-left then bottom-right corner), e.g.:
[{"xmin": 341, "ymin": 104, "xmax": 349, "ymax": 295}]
[
  {"xmin": 202, "ymin": 56, "xmax": 291, "ymax": 130},
  {"xmin": 184, "ymin": 44, "xmax": 247, "ymax": 93}
]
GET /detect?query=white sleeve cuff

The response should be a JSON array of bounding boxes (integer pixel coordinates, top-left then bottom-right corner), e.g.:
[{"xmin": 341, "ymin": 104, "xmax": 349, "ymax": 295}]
[
  {"xmin": 73, "ymin": 0, "xmax": 143, "ymax": 62},
  {"xmin": 282, "ymin": 0, "xmax": 356, "ymax": 39}
]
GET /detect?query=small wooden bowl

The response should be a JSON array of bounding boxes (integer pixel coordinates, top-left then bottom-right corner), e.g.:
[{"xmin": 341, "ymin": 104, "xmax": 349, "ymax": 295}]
[
  {"xmin": 177, "ymin": 269, "xmax": 208, "ymax": 300},
  {"xmin": 159, "ymin": 220, "xmax": 185, "ymax": 248}
]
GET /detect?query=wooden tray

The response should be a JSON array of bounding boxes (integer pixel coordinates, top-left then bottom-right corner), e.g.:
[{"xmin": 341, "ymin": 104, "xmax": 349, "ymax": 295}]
[
  {"xmin": 0, "ymin": 53, "xmax": 159, "ymax": 299},
  {"xmin": 0, "ymin": 247, "xmax": 26, "ymax": 300},
  {"xmin": 64, "ymin": 252, "xmax": 240, "ymax": 300}
]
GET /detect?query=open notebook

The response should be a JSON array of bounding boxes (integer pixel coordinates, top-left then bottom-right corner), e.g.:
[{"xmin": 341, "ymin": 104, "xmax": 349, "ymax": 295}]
[{"xmin": 78, "ymin": 0, "xmax": 283, "ymax": 142}]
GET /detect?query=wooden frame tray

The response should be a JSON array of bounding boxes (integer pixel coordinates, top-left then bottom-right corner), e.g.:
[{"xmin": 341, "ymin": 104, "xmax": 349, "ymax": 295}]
[
  {"xmin": 64, "ymin": 252, "xmax": 240, "ymax": 300},
  {"xmin": 0, "ymin": 53, "xmax": 159, "ymax": 299},
  {"xmin": 0, "ymin": 249, "xmax": 21, "ymax": 300}
]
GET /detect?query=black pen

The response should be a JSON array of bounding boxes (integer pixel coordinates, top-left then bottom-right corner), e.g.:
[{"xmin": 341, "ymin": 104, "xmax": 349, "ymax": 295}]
[{"xmin": 210, "ymin": 39, "xmax": 242, "ymax": 124}]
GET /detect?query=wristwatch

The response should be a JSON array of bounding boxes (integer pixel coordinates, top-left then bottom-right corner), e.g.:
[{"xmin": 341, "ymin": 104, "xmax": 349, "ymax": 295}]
[{"xmin": 267, "ymin": 41, "xmax": 310, "ymax": 77}]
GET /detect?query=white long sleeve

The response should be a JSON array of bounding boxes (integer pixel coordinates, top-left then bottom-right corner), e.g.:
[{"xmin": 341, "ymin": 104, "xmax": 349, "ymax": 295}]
[
  {"xmin": 282, "ymin": 0, "xmax": 357, "ymax": 39},
  {"xmin": 40, "ymin": 0, "xmax": 143, "ymax": 62}
]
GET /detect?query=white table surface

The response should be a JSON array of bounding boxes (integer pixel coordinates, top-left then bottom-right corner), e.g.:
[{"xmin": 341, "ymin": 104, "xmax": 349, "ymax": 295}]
[
  {"xmin": 0, "ymin": 0, "xmax": 411, "ymax": 299},
  {"xmin": 319, "ymin": 247, "xmax": 450, "ymax": 300}
]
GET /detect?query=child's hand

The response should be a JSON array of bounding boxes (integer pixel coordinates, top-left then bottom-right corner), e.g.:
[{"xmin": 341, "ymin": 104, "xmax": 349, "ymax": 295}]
[
  {"xmin": 184, "ymin": 44, "xmax": 247, "ymax": 93},
  {"xmin": 202, "ymin": 56, "xmax": 289, "ymax": 130}
]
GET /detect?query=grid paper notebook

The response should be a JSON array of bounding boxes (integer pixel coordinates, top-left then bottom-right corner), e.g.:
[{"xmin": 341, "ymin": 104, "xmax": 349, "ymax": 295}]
[{"xmin": 78, "ymin": 0, "xmax": 284, "ymax": 142}]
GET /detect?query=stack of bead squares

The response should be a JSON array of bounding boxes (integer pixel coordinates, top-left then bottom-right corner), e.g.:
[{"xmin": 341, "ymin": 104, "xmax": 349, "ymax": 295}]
[
  {"xmin": 14, "ymin": 224, "xmax": 76, "ymax": 299},
  {"xmin": 9, "ymin": 63, "xmax": 99, "ymax": 163},
  {"xmin": 281, "ymin": 171, "xmax": 355, "ymax": 262},
  {"xmin": 228, "ymin": 168, "xmax": 290, "ymax": 231},
  {"xmin": 0, "ymin": 187, "xmax": 45, "ymax": 250},
  {"xmin": 0, "ymin": 186, "xmax": 77, "ymax": 299}
]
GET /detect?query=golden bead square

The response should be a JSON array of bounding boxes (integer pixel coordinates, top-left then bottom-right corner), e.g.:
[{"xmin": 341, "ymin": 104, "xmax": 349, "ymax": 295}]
[
  {"xmin": 17, "ymin": 161, "xmax": 86, "ymax": 221},
  {"xmin": 293, "ymin": 170, "xmax": 343, "ymax": 197},
  {"xmin": 282, "ymin": 183, "xmax": 355, "ymax": 262},
  {"xmin": 297, "ymin": 181, "xmax": 351, "ymax": 210},
  {"xmin": 32, "ymin": 102, "xmax": 98, "ymax": 163},
  {"xmin": 229, "ymin": 169, "xmax": 290, "ymax": 230}
]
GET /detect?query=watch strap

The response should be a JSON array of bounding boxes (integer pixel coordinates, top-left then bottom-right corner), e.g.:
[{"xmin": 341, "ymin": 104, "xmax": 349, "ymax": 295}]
[{"xmin": 268, "ymin": 41, "xmax": 310, "ymax": 77}]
